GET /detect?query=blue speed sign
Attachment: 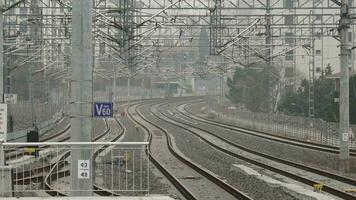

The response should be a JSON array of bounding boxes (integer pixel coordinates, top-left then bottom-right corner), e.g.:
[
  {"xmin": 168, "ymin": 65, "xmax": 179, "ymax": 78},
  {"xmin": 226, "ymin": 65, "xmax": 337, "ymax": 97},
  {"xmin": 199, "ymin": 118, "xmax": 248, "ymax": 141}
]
[{"xmin": 93, "ymin": 102, "xmax": 113, "ymax": 117}]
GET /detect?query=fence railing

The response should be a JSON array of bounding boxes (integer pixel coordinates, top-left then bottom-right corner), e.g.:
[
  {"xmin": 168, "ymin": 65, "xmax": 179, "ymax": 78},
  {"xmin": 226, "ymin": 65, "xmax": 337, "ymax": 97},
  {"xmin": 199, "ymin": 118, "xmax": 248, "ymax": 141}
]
[
  {"xmin": 214, "ymin": 105, "xmax": 356, "ymax": 149},
  {"xmin": 7, "ymin": 109, "xmax": 64, "ymax": 142},
  {"xmin": 10, "ymin": 100, "xmax": 64, "ymax": 132},
  {"xmin": 0, "ymin": 142, "xmax": 149, "ymax": 197}
]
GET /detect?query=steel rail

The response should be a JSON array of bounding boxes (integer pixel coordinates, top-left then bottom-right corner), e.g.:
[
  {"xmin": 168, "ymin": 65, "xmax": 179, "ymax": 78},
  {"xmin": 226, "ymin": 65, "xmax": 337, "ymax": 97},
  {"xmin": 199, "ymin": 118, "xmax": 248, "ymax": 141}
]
[
  {"xmin": 179, "ymin": 103, "xmax": 356, "ymax": 185},
  {"xmin": 9, "ymin": 98, "xmax": 167, "ymax": 196},
  {"xmin": 43, "ymin": 118, "xmax": 124, "ymax": 196},
  {"xmin": 154, "ymin": 101, "xmax": 356, "ymax": 200},
  {"xmin": 6, "ymin": 117, "xmax": 112, "ymax": 161},
  {"xmin": 182, "ymin": 101, "xmax": 356, "ymax": 156},
  {"xmin": 133, "ymin": 102, "xmax": 252, "ymax": 200},
  {"xmin": 5, "ymin": 119, "xmax": 71, "ymax": 158},
  {"xmin": 42, "ymin": 98, "xmax": 168, "ymax": 196},
  {"xmin": 10, "ymin": 119, "xmax": 110, "ymax": 186},
  {"xmin": 126, "ymin": 102, "xmax": 198, "ymax": 200}
]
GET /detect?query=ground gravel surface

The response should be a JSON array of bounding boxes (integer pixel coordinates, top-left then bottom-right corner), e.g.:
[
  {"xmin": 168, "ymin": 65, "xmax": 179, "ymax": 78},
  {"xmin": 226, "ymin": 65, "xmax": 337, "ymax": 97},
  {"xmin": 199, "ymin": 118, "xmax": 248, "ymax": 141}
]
[
  {"xmin": 186, "ymin": 102, "xmax": 356, "ymax": 178},
  {"xmin": 93, "ymin": 118, "xmax": 108, "ymax": 137},
  {"xmin": 108, "ymin": 104, "xmax": 172, "ymax": 197},
  {"xmin": 140, "ymin": 102, "xmax": 298, "ymax": 200}
]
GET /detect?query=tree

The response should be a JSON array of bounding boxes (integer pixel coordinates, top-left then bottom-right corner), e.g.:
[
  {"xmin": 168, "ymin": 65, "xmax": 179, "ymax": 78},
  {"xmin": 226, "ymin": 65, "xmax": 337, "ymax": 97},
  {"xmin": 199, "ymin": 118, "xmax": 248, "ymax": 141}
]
[
  {"xmin": 349, "ymin": 76, "xmax": 356, "ymax": 124},
  {"xmin": 226, "ymin": 62, "xmax": 279, "ymax": 112},
  {"xmin": 313, "ymin": 66, "xmax": 338, "ymax": 121},
  {"xmin": 278, "ymin": 65, "xmax": 340, "ymax": 122}
]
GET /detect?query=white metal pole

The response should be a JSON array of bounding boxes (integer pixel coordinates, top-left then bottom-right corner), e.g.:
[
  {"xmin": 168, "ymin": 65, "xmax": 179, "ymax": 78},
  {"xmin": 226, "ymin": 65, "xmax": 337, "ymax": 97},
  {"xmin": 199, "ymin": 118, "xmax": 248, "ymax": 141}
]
[
  {"xmin": 71, "ymin": 0, "xmax": 93, "ymax": 196},
  {"xmin": 113, "ymin": 69, "xmax": 117, "ymax": 104},
  {"xmin": 128, "ymin": 75, "xmax": 131, "ymax": 106},
  {"xmin": 0, "ymin": 139, "xmax": 3, "ymax": 167},
  {"xmin": 339, "ymin": 0, "xmax": 351, "ymax": 172},
  {"xmin": 29, "ymin": 0, "xmax": 40, "ymax": 126},
  {"xmin": 0, "ymin": 0, "xmax": 5, "ymax": 166},
  {"xmin": 0, "ymin": 0, "xmax": 3, "ymax": 103},
  {"xmin": 150, "ymin": 70, "xmax": 153, "ymax": 98},
  {"xmin": 266, "ymin": 0, "xmax": 272, "ymax": 112}
]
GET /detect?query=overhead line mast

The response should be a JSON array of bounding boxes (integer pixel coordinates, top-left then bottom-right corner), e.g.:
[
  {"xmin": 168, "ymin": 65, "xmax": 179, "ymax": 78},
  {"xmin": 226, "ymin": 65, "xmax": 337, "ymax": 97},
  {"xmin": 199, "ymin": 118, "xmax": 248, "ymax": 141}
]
[
  {"xmin": 339, "ymin": 0, "xmax": 352, "ymax": 173},
  {"xmin": 70, "ymin": 0, "xmax": 93, "ymax": 196}
]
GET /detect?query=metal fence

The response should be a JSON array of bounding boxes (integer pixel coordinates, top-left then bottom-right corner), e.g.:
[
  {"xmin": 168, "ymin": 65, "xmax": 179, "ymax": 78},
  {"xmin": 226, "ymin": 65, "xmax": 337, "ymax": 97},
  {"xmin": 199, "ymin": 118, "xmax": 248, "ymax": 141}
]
[
  {"xmin": 6, "ymin": 100, "xmax": 65, "ymax": 142},
  {"xmin": 10, "ymin": 100, "xmax": 64, "ymax": 132},
  {"xmin": 214, "ymin": 105, "xmax": 356, "ymax": 149},
  {"xmin": 0, "ymin": 142, "xmax": 149, "ymax": 197}
]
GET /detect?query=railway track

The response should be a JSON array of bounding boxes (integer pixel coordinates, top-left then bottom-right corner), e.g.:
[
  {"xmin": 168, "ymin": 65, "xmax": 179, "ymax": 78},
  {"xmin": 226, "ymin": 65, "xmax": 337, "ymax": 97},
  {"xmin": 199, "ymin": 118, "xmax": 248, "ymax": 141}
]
[
  {"xmin": 9, "ymin": 116, "xmax": 69, "ymax": 142},
  {"xmin": 127, "ymin": 103, "xmax": 198, "ymax": 200},
  {"xmin": 183, "ymin": 100, "xmax": 356, "ymax": 157},
  {"xmin": 6, "ymin": 120, "xmax": 72, "ymax": 160},
  {"xmin": 7, "ymin": 118, "xmax": 109, "ymax": 163},
  {"xmin": 128, "ymin": 101, "xmax": 252, "ymax": 200},
  {"xmin": 152, "ymin": 101, "xmax": 356, "ymax": 200},
  {"xmin": 43, "ymin": 117, "xmax": 125, "ymax": 196},
  {"xmin": 9, "ymin": 118, "xmax": 110, "ymax": 184},
  {"xmin": 9, "ymin": 118, "xmax": 120, "ymax": 197},
  {"xmin": 12, "ymin": 118, "xmax": 110, "ymax": 188},
  {"xmin": 20, "ymin": 99, "xmax": 152, "ymax": 196}
]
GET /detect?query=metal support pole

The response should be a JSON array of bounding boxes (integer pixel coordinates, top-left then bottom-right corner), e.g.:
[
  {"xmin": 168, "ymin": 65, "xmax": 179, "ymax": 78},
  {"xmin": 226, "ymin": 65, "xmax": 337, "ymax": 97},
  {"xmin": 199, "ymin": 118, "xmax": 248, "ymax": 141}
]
[
  {"xmin": 265, "ymin": 0, "xmax": 272, "ymax": 112},
  {"xmin": 5, "ymin": 57, "xmax": 12, "ymax": 133},
  {"xmin": 30, "ymin": 0, "xmax": 40, "ymax": 126},
  {"xmin": 308, "ymin": 38, "xmax": 315, "ymax": 118},
  {"xmin": 0, "ymin": 1, "xmax": 5, "ymax": 167},
  {"xmin": 113, "ymin": 73, "xmax": 116, "ymax": 103},
  {"xmin": 45, "ymin": 71, "xmax": 50, "ymax": 103},
  {"xmin": 150, "ymin": 70, "xmax": 153, "ymax": 98},
  {"xmin": 71, "ymin": 0, "xmax": 93, "ymax": 196},
  {"xmin": 218, "ymin": 72, "xmax": 223, "ymax": 103},
  {"xmin": 209, "ymin": 0, "xmax": 222, "ymax": 55},
  {"xmin": 339, "ymin": 0, "xmax": 351, "ymax": 172},
  {"xmin": 0, "ymin": 139, "xmax": 4, "ymax": 167},
  {"xmin": 119, "ymin": 0, "xmax": 135, "ymax": 103},
  {"xmin": 64, "ymin": 46, "xmax": 70, "ymax": 114},
  {"xmin": 128, "ymin": 75, "xmax": 130, "ymax": 105},
  {"xmin": 0, "ymin": 0, "xmax": 3, "ymax": 103},
  {"xmin": 309, "ymin": 9, "xmax": 316, "ymax": 119}
]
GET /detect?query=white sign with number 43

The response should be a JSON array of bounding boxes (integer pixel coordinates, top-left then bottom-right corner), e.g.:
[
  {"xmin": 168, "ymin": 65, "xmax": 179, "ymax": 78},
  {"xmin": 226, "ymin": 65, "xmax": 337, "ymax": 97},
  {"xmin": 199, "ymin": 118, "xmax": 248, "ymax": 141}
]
[{"xmin": 78, "ymin": 160, "xmax": 90, "ymax": 179}]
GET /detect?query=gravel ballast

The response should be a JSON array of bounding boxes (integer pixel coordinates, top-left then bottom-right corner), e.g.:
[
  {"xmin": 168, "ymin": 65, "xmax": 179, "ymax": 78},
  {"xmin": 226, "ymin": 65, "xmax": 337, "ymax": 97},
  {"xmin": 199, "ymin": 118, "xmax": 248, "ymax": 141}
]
[
  {"xmin": 140, "ymin": 102, "xmax": 300, "ymax": 200},
  {"xmin": 186, "ymin": 102, "xmax": 356, "ymax": 177}
]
